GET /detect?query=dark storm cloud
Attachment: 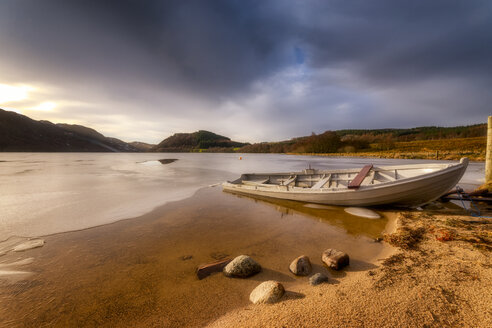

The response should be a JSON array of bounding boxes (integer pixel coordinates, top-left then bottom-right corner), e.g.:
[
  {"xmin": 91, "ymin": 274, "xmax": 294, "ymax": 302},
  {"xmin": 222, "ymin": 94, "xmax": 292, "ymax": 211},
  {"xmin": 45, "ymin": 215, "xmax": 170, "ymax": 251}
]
[
  {"xmin": 0, "ymin": 0, "xmax": 491, "ymax": 142},
  {"xmin": 0, "ymin": 0, "xmax": 298, "ymax": 98},
  {"xmin": 302, "ymin": 0, "xmax": 492, "ymax": 85}
]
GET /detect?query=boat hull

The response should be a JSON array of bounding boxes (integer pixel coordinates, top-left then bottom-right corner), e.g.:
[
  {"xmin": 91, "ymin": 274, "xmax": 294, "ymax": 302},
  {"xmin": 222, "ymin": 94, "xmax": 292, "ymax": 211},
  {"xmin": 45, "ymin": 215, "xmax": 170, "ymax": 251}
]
[{"xmin": 222, "ymin": 159, "xmax": 468, "ymax": 207}]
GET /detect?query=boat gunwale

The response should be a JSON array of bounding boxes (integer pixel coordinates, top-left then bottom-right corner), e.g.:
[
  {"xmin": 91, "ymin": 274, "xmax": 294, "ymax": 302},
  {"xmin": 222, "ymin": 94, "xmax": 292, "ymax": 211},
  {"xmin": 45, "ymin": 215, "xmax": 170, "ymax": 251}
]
[
  {"xmin": 238, "ymin": 162, "xmax": 455, "ymax": 178},
  {"xmin": 224, "ymin": 160, "xmax": 468, "ymax": 195}
]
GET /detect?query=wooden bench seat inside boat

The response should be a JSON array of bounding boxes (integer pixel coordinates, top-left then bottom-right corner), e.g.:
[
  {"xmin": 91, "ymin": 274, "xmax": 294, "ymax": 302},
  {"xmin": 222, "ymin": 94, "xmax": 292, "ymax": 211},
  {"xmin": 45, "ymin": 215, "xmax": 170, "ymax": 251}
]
[{"xmin": 348, "ymin": 164, "xmax": 373, "ymax": 189}]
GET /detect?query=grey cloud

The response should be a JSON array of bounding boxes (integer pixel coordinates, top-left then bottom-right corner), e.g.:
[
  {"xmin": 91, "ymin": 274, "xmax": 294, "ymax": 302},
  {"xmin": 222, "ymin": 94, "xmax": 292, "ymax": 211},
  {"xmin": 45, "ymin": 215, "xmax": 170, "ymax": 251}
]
[{"xmin": 0, "ymin": 0, "xmax": 490, "ymax": 143}]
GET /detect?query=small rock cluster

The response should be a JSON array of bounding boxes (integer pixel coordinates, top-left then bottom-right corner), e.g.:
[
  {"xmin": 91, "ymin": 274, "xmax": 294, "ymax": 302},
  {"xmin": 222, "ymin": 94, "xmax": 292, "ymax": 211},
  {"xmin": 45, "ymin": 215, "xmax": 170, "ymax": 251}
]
[
  {"xmin": 196, "ymin": 248, "xmax": 350, "ymax": 305},
  {"xmin": 287, "ymin": 248, "xmax": 349, "ymax": 286}
]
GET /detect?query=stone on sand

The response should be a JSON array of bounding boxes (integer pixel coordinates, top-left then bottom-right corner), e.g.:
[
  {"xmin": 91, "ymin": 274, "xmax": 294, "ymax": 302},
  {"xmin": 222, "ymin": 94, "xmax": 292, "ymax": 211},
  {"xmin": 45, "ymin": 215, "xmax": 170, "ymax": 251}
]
[
  {"xmin": 309, "ymin": 273, "xmax": 329, "ymax": 285},
  {"xmin": 223, "ymin": 255, "xmax": 261, "ymax": 278},
  {"xmin": 322, "ymin": 249, "xmax": 349, "ymax": 270},
  {"xmin": 289, "ymin": 255, "xmax": 312, "ymax": 276},
  {"xmin": 249, "ymin": 281, "xmax": 285, "ymax": 304}
]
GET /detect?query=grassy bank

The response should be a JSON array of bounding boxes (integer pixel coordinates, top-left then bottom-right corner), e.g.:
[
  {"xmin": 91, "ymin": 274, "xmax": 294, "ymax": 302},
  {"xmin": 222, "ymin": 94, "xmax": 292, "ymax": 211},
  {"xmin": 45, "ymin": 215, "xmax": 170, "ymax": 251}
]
[{"xmin": 286, "ymin": 136, "xmax": 486, "ymax": 161}]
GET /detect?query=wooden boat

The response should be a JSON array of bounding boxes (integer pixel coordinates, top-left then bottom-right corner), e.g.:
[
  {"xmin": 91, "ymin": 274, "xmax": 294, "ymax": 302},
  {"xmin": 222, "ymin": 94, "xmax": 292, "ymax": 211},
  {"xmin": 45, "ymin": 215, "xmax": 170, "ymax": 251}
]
[{"xmin": 222, "ymin": 158, "xmax": 469, "ymax": 207}]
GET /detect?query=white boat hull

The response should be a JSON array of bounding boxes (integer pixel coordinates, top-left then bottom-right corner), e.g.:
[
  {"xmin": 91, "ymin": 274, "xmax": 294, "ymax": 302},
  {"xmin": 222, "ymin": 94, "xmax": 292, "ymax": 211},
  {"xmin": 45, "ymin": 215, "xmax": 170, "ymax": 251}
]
[{"xmin": 222, "ymin": 158, "xmax": 469, "ymax": 207}]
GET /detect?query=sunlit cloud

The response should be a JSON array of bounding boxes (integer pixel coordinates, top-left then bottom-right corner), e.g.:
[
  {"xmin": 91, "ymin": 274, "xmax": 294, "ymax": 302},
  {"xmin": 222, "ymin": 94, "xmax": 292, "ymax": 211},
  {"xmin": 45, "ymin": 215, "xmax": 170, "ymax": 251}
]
[
  {"xmin": 0, "ymin": 84, "xmax": 34, "ymax": 104},
  {"xmin": 25, "ymin": 101, "xmax": 57, "ymax": 112},
  {"xmin": 0, "ymin": 1, "xmax": 490, "ymax": 143}
]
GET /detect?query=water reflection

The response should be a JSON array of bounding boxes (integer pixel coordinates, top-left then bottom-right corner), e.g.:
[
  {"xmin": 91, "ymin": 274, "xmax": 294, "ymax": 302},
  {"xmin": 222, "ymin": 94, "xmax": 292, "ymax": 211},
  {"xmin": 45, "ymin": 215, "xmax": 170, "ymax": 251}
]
[{"xmin": 223, "ymin": 190, "xmax": 391, "ymax": 239}]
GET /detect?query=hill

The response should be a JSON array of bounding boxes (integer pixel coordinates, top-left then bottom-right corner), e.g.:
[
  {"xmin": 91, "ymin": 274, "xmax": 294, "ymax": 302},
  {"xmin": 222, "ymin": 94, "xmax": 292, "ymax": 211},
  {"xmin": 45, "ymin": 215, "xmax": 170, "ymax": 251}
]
[
  {"xmin": 129, "ymin": 141, "xmax": 156, "ymax": 152},
  {"xmin": 152, "ymin": 130, "xmax": 248, "ymax": 152},
  {"xmin": 239, "ymin": 123, "xmax": 488, "ymax": 160},
  {"xmin": 335, "ymin": 124, "xmax": 486, "ymax": 142},
  {"xmin": 0, "ymin": 108, "xmax": 140, "ymax": 152}
]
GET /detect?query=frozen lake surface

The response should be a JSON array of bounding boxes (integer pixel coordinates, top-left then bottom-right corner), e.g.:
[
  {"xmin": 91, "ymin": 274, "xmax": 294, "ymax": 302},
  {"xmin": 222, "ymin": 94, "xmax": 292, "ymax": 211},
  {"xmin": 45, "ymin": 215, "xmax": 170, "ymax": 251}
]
[{"xmin": 0, "ymin": 153, "xmax": 484, "ymax": 239}]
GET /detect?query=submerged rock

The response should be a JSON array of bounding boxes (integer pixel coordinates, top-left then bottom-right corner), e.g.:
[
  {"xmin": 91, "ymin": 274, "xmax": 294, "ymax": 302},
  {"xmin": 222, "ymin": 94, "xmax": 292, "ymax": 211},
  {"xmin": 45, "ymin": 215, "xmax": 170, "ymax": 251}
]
[
  {"xmin": 158, "ymin": 159, "xmax": 178, "ymax": 165},
  {"xmin": 309, "ymin": 273, "xmax": 329, "ymax": 285},
  {"xmin": 223, "ymin": 255, "xmax": 261, "ymax": 278},
  {"xmin": 289, "ymin": 255, "xmax": 312, "ymax": 276},
  {"xmin": 344, "ymin": 207, "xmax": 380, "ymax": 219},
  {"xmin": 322, "ymin": 249, "xmax": 350, "ymax": 270},
  {"xmin": 249, "ymin": 280, "xmax": 285, "ymax": 304},
  {"xmin": 303, "ymin": 204, "xmax": 337, "ymax": 210}
]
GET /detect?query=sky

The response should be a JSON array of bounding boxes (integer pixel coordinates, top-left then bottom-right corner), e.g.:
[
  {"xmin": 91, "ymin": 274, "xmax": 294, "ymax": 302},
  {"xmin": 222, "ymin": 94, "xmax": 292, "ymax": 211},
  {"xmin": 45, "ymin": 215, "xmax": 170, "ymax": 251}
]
[{"xmin": 0, "ymin": 0, "xmax": 491, "ymax": 144}]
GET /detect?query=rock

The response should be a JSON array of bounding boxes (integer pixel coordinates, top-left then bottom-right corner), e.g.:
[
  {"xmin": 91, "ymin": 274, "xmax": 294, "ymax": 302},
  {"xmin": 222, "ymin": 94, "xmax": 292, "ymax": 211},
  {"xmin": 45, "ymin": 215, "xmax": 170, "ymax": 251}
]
[
  {"xmin": 322, "ymin": 249, "xmax": 349, "ymax": 270},
  {"xmin": 249, "ymin": 281, "xmax": 285, "ymax": 304},
  {"xmin": 289, "ymin": 255, "xmax": 312, "ymax": 276},
  {"xmin": 158, "ymin": 159, "xmax": 178, "ymax": 165},
  {"xmin": 309, "ymin": 273, "xmax": 329, "ymax": 285},
  {"xmin": 223, "ymin": 255, "xmax": 261, "ymax": 278},
  {"xmin": 344, "ymin": 207, "xmax": 380, "ymax": 219},
  {"xmin": 196, "ymin": 258, "xmax": 232, "ymax": 280}
]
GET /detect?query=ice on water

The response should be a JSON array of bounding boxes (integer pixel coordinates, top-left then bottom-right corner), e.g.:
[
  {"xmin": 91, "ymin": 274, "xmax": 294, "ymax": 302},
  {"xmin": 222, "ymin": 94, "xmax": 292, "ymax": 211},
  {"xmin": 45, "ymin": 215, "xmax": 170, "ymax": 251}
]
[{"xmin": 0, "ymin": 153, "xmax": 484, "ymax": 241}]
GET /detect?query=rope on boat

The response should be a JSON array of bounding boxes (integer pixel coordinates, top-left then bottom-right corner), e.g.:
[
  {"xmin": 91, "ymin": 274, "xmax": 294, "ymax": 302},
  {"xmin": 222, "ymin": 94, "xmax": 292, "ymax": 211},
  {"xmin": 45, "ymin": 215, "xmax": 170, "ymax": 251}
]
[{"xmin": 455, "ymin": 186, "xmax": 492, "ymax": 219}]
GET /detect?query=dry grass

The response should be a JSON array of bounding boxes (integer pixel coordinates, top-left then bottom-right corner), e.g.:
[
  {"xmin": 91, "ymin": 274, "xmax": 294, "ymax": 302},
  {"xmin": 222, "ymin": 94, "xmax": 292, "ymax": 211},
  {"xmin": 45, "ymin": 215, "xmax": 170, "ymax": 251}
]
[
  {"xmin": 288, "ymin": 136, "xmax": 486, "ymax": 161},
  {"xmin": 383, "ymin": 213, "xmax": 427, "ymax": 250}
]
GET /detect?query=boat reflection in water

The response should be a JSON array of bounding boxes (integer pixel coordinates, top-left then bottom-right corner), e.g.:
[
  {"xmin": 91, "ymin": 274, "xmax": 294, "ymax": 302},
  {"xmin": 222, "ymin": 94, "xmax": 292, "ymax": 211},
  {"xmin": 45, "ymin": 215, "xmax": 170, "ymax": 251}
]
[{"xmin": 223, "ymin": 190, "xmax": 391, "ymax": 239}]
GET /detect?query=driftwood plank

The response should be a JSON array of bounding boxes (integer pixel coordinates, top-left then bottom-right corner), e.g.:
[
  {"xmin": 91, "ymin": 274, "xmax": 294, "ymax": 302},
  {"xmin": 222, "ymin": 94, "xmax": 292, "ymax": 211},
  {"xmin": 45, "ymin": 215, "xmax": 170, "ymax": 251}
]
[
  {"xmin": 196, "ymin": 258, "xmax": 232, "ymax": 280},
  {"xmin": 348, "ymin": 164, "xmax": 373, "ymax": 189}
]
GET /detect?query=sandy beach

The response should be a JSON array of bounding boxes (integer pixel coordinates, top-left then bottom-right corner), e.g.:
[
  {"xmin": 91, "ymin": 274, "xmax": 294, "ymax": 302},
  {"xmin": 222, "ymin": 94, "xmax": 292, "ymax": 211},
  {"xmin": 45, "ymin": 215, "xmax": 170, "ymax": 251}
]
[
  {"xmin": 1, "ymin": 179, "xmax": 491, "ymax": 327},
  {"xmin": 209, "ymin": 206, "xmax": 492, "ymax": 328},
  {"xmin": 0, "ymin": 186, "xmax": 392, "ymax": 327}
]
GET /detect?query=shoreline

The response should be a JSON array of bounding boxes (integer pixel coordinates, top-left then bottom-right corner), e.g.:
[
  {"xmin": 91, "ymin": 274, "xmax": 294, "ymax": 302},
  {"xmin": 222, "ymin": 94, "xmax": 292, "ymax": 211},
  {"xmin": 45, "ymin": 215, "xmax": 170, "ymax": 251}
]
[
  {"xmin": 208, "ymin": 206, "xmax": 492, "ymax": 328},
  {"xmin": 0, "ymin": 187, "xmax": 205, "ymax": 257},
  {"xmin": 1, "ymin": 166, "xmax": 488, "ymax": 327},
  {"xmin": 284, "ymin": 152, "xmax": 485, "ymax": 162},
  {"xmin": 0, "ymin": 187, "xmax": 393, "ymax": 327}
]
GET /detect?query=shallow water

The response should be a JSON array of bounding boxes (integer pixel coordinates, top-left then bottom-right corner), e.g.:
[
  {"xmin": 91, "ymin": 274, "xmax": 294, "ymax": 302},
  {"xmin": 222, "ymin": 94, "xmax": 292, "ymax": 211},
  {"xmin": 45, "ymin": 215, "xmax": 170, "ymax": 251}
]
[
  {"xmin": 0, "ymin": 153, "xmax": 484, "ymax": 240},
  {"xmin": 0, "ymin": 187, "xmax": 392, "ymax": 327}
]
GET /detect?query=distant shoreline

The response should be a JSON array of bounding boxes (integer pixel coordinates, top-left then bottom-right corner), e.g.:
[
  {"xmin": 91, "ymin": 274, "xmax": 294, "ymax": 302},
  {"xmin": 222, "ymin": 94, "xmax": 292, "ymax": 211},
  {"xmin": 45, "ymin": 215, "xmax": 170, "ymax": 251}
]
[{"xmin": 284, "ymin": 151, "xmax": 484, "ymax": 162}]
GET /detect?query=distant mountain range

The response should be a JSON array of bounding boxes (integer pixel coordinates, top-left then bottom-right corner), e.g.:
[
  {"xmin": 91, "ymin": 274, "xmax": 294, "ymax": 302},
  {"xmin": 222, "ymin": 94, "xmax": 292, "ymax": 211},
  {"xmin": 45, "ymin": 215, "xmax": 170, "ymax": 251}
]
[
  {"xmin": 0, "ymin": 109, "xmax": 140, "ymax": 152},
  {"xmin": 0, "ymin": 108, "xmax": 487, "ymax": 154},
  {"xmin": 0, "ymin": 109, "xmax": 247, "ymax": 152}
]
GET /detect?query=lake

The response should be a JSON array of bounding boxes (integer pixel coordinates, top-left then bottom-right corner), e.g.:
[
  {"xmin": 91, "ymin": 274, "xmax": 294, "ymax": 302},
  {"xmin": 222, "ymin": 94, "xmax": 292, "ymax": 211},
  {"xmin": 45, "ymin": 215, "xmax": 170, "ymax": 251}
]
[
  {"xmin": 0, "ymin": 153, "xmax": 484, "ymax": 240},
  {"xmin": 0, "ymin": 153, "xmax": 485, "ymax": 326}
]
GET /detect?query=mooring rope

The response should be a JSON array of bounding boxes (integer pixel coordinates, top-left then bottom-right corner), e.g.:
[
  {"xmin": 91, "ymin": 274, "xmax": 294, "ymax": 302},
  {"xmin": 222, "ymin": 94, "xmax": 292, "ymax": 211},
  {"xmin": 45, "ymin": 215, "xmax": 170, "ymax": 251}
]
[{"xmin": 455, "ymin": 186, "xmax": 492, "ymax": 219}]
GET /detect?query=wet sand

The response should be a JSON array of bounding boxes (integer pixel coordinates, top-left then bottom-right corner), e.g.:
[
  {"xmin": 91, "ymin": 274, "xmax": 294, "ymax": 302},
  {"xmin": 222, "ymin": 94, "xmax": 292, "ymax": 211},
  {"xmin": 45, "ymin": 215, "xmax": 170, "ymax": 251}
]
[
  {"xmin": 208, "ymin": 209, "xmax": 492, "ymax": 328},
  {"xmin": 0, "ymin": 187, "xmax": 392, "ymax": 327}
]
